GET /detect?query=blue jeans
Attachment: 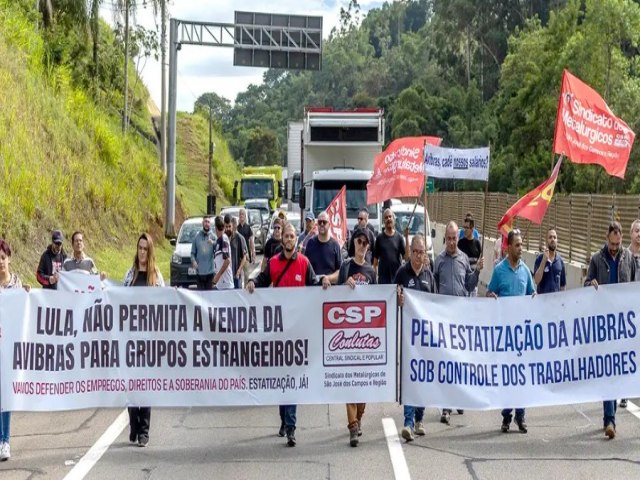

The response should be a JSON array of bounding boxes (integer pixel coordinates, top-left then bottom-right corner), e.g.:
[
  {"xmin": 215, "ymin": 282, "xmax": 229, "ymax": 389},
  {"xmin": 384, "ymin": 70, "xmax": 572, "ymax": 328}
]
[
  {"xmin": 0, "ymin": 411, "xmax": 10, "ymax": 443},
  {"xmin": 279, "ymin": 405, "xmax": 297, "ymax": 432},
  {"xmin": 501, "ymin": 408, "xmax": 525, "ymax": 421},
  {"xmin": 403, "ymin": 406, "xmax": 425, "ymax": 429},
  {"xmin": 233, "ymin": 277, "xmax": 241, "ymax": 289},
  {"xmin": 603, "ymin": 400, "xmax": 617, "ymax": 427}
]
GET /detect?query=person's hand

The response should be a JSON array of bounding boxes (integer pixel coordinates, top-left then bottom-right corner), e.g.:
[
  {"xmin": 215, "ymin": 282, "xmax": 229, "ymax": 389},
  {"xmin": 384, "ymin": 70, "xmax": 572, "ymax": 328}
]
[
  {"xmin": 486, "ymin": 291, "xmax": 497, "ymax": 299},
  {"xmin": 23, "ymin": 284, "xmax": 31, "ymax": 292},
  {"xmin": 531, "ymin": 292, "xmax": 537, "ymax": 299},
  {"xmin": 590, "ymin": 279, "xmax": 598, "ymax": 290},
  {"xmin": 99, "ymin": 272, "xmax": 107, "ymax": 281},
  {"xmin": 477, "ymin": 257, "xmax": 484, "ymax": 271},
  {"xmin": 397, "ymin": 285, "xmax": 404, "ymax": 307},
  {"xmin": 246, "ymin": 280, "xmax": 255, "ymax": 293},
  {"xmin": 192, "ymin": 260, "xmax": 198, "ymax": 269},
  {"xmin": 346, "ymin": 276, "xmax": 356, "ymax": 289},
  {"xmin": 542, "ymin": 248, "xmax": 549, "ymax": 263},
  {"xmin": 322, "ymin": 276, "xmax": 331, "ymax": 290},
  {"xmin": 50, "ymin": 272, "xmax": 59, "ymax": 284}
]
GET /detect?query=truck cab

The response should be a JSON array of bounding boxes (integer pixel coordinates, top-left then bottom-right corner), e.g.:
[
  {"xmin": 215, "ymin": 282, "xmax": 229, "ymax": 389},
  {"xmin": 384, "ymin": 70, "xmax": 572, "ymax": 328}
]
[
  {"xmin": 234, "ymin": 166, "xmax": 284, "ymax": 213},
  {"xmin": 298, "ymin": 107, "xmax": 385, "ymax": 233}
]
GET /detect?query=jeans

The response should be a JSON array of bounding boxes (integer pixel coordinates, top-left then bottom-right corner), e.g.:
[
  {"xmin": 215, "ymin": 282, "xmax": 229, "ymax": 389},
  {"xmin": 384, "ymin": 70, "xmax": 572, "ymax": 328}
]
[
  {"xmin": 346, "ymin": 403, "xmax": 366, "ymax": 430},
  {"xmin": 196, "ymin": 274, "xmax": 214, "ymax": 290},
  {"xmin": 279, "ymin": 405, "xmax": 297, "ymax": 432},
  {"xmin": 233, "ymin": 277, "xmax": 241, "ymax": 289},
  {"xmin": 603, "ymin": 400, "xmax": 617, "ymax": 427},
  {"xmin": 0, "ymin": 411, "xmax": 10, "ymax": 443},
  {"xmin": 403, "ymin": 406, "xmax": 425, "ymax": 429},
  {"xmin": 128, "ymin": 407, "xmax": 151, "ymax": 439},
  {"xmin": 501, "ymin": 408, "xmax": 525, "ymax": 421}
]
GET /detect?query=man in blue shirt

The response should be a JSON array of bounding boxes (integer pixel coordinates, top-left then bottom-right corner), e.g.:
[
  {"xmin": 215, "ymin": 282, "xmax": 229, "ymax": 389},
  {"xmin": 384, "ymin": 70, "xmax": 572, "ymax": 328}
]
[
  {"xmin": 487, "ymin": 228, "xmax": 535, "ymax": 434},
  {"xmin": 533, "ymin": 229, "xmax": 566, "ymax": 294}
]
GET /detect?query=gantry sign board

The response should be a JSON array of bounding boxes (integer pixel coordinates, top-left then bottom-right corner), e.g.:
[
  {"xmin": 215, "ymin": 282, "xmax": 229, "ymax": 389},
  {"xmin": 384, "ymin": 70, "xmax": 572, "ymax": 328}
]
[{"xmin": 233, "ymin": 11, "xmax": 322, "ymax": 70}]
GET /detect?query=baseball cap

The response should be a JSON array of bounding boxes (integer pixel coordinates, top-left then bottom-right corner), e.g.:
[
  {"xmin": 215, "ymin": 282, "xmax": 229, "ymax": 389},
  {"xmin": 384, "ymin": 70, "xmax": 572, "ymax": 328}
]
[
  {"xmin": 52, "ymin": 230, "xmax": 64, "ymax": 244},
  {"xmin": 352, "ymin": 228, "xmax": 369, "ymax": 241},
  {"xmin": 305, "ymin": 212, "xmax": 315, "ymax": 221}
]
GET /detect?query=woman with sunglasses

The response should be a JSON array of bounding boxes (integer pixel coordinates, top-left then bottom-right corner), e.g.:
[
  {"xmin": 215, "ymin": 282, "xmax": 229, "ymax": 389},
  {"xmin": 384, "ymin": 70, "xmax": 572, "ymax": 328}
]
[
  {"xmin": 322, "ymin": 228, "xmax": 376, "ymax": 447},
  {"xmin": 123, "ymin": 233, "xmax": 165, "ymax": 447},
  {"xmin": 0, "ymin": 239, "xmax": 31, "ymax": 461}
]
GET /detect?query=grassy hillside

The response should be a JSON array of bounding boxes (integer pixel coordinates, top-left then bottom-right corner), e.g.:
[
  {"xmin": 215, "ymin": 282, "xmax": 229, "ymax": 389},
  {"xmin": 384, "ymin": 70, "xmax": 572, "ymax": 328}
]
[
  {"xmin": 176, "ymin": 111, "xmax": 241, "ymax": 216},
  {"xmin": 0, "ymin": 1, "xmax": 168, "ymax": 283}
]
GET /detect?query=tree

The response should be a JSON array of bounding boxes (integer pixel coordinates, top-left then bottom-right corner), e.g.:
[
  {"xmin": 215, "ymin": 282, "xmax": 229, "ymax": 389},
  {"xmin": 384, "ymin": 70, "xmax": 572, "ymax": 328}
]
[
  {"xmin": 194, "ymin": 92, "xmax": 232, "ymax": 126},
  {"xmin": 244, "ymin": 128, "xmax": 282, "ymax": 167}
]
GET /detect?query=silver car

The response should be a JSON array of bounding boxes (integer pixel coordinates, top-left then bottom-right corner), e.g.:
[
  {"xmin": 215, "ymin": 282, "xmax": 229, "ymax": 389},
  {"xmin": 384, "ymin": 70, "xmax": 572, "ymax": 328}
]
[{"xmin": 220, "ymin": 206, "xmax": 267, "ymax": 253}]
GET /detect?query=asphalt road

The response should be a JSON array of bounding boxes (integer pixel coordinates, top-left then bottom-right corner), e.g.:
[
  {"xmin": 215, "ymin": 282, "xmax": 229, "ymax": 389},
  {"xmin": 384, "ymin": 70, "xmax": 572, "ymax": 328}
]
[{"xmin": 3, "ymin": 258, "xmax": 640, "ymax": 479}]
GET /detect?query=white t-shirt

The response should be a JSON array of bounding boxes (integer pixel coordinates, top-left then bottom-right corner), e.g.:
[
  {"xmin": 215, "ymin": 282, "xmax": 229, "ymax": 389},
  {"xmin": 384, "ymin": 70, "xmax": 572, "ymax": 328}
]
[{"xmin": 214, "ymin": 233, "xmax": 234, "ymax": 290}]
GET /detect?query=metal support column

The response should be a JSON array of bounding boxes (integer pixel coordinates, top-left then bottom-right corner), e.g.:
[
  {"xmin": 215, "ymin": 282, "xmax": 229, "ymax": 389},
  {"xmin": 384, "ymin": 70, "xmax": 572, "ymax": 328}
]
[{"xmin": 165, "ymin": 18, "xmax": 179, "ymax": 237}]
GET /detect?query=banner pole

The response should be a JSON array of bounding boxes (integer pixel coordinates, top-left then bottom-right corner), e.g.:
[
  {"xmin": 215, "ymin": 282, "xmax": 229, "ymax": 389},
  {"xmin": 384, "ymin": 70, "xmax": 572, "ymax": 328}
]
[{"xmin": 480, "ymin": 143, "xmax": 490, "ymax": 255}]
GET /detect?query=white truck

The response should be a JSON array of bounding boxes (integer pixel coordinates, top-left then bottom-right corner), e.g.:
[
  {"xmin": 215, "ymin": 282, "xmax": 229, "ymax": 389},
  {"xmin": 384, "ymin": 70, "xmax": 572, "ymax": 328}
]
[
  {"xmin": 286, "ymin": 121, "xmax": 303, "ymax": 215},
  {"xmin": 297, "ymin": 107, "xmax": 385, "ymax": 233}
]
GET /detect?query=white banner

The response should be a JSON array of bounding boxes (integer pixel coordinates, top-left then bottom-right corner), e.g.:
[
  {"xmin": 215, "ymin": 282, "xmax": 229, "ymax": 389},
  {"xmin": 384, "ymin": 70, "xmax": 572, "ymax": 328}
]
[
  {"xmin": 0, "ymin": 285, "xmax": 396, "ymax": 411},
  {"xmin": 401, "ymin": 284, "xmax": 640, "ymax": 409},
  {"xmin": 57, "ymin": 271, "xmax": 121, "ymax": 293},
  {"xmin": 424, "ymin": 145, "xmax": 490, "ymax": 181}
]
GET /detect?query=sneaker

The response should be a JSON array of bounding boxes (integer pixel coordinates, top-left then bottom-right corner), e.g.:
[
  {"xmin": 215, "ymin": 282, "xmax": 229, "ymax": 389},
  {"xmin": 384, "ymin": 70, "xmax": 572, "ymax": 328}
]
[
  {"xmin": 501, "ymin": 417, "xmax": 511, "ymax": 433},
  {"xmin": 414, "ymin": 421, "xmax": 426, "ymax": 436},
  {"xmin": 440, "ymin": 411, "xmax": 450, "ymax": 425},
  {"xmin": 457, "ymin": 409, "xmax": 464, "ymax": 415},
  {"xmin": 605, "ymin": 424, "xmax": 616, "ymax": 439},
  {"xmin": 401, "ymin": 426, "xmax": 414, "ymax": 442},
  {"xmin": 357, "ymin": 419, "xmax": 362, "ymax": 437},
  {"xmin": 138, "ymin": 436, "xmax": 149, "ymax": 448},
  {"xmin": 0, "ymin": 442, "xmax": 9, "ymax": 461},
  {"xmin": 349, "ymin": 428, "xmax": 359, "ymax": 447},
  {"xmin": 278, "ymin": 423, "xmax": 286, "ymax": 437},
  {"xmin": 516, "ymin": 419, "xmax": 528, "ymax": 434},
  {"xmin": 286, "ymin": 432, "xmax": 296, "ymax": 447},
  {"xmin": 620, "ymin": 399, "xmax": 628, "ymax": 408},
  {"xmin": 129, "ymin": 430, "xmax": 137, "ymax": 444}
]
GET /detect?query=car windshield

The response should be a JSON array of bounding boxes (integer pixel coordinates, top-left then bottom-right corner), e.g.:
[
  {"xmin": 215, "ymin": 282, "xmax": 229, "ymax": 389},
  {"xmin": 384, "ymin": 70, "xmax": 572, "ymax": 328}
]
[
  {"xmin": 248, "ymin": 209, "xmax": 262, "ymax": 226},
  {"xmin": 178, "ymin": 223, "xmax": 201, "ymax": 243},
  {"xmin": 394, "ymin": 211, "xmax": 425, "ymax": 234}
]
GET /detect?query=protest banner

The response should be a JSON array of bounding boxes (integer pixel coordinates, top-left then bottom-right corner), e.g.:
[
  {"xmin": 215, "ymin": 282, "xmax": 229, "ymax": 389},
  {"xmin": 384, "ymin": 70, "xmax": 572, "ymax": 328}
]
[
  {"xmin": 423, "ymin": 145, "xmax": 490, "ymax": 181},
  {"xmin": 553, "ymin": 69, "xmax": 635, "ymax": 178},
  {"xmin": 0, "ymin": 285, "xmax": 396, "ymax": 411},
  {"xmin": 401, "ymin": 284, "xmax": 640, "ymax": 409},
  {"xmin": 57, "ymin": 271, "xmax": 121, "ymax": 293}
]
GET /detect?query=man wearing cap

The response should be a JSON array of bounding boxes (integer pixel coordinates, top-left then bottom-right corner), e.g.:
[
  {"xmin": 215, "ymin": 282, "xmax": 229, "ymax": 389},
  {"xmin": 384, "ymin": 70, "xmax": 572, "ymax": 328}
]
[
  {"xmin": 298, "ymin": 212, "xmax": 317, "ymax": 252},
  {"xmin": 36, "ymin": 230, "xmax": 68, "ymax": 289}
]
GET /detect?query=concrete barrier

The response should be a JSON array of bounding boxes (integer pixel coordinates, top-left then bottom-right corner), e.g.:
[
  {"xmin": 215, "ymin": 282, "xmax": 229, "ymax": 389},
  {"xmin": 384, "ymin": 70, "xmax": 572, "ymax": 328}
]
[{"xmin": 431, "ymin": 222, "xmax": 589, "ymax": 293}]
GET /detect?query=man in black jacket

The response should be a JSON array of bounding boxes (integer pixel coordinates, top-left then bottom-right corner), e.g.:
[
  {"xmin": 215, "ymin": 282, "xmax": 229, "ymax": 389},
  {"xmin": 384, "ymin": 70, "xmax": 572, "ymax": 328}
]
[{"xmin": 36, "ymin": 230, "xmax": 67, "ymax": 289}]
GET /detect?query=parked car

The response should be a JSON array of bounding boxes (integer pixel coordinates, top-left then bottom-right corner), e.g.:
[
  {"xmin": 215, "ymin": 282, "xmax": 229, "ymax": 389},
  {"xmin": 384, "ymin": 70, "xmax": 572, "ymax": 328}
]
[
  {"xmin": 244, "ymin": 198, "xmax": 271, "ymax": 225},
  {"xmin": 391, "ymin": 203, "xmax": 436, "ymax": 267},
  {"xmin": 170, "ymin": 216, "xmax": 204, "ymax": 288},
  {"xmin": 220, "ymin": 206, "xmax": 267, "ymax": 253}
]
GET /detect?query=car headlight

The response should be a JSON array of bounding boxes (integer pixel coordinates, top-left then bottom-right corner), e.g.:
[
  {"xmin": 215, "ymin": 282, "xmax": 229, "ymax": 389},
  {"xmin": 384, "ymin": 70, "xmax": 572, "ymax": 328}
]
[{"xmin": 172, "ymin": 253, "xmax": 182, "ymax": 264}]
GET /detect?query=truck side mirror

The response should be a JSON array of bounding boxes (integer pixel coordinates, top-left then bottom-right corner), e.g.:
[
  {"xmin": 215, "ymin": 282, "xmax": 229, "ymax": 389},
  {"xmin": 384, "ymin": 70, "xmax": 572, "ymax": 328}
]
[
  {"xmin": 233, "ymin": 181, "xmax": 238, "ymax": 202},
  {"xmin": 169, "ymin": 238, "xmax": 176, "ymax": 246},
  {"xmin": 431, "ymin": 228, "xmax": 436, "ymax": 238},
  {"xmin": 282, "ymin": 179, "xmax": 288, "ymax": 201},
  {"xmin": 298, "ymin": 188, "xmax": 306, "ymax": 209},
  {"xmin": 278, "ymin": 181, "xmax": 284, "ymax": 199}
]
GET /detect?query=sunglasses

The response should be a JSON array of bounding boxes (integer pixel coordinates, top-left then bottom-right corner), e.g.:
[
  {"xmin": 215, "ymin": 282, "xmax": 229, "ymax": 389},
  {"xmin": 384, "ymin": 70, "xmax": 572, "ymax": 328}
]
[
  {"xmin": 317, "ymin": 220, "xmax": 328, "ymax": 225},
  {"xmin": 273, "ymin": 225, "xmax": 281, "ymax": 230},
  {"xmin": 358, "ymin": 217, "xmax": 366, "ymax": 221},
  {"xmin": 412, "ymin": 249, "xmax": 425, "ymax": 255},
  {"xmin": 355, "ymin": 238, "xmax": 369, "ymax": 246}
]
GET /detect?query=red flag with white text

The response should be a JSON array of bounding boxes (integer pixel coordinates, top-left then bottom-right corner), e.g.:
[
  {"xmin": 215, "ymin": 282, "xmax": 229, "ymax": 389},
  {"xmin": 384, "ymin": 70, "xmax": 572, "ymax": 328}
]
[
  {"xmin": 367, "ymin": 136, "xmax": 442, "ymax": 204},
  {"xmin": 325, "ymin": 186, "xmax": 348, "ymax": 247},
  {"xmin": 553, "ymin": 69, "xmax": 635, "ymax": 178}
]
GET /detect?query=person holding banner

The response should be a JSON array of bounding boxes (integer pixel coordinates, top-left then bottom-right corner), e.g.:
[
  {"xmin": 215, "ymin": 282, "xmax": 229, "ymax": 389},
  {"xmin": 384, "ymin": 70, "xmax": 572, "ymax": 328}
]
[
  {"xmin": 395, "ymin": 234, "xmax": 436, "ymax": 442},
  {"xmin": 434, "ymin": 222, "xmax": 483, "ymax": 424},
  {"xmin": 123, "ymin": 233, "xmax": 165, "ymax": 447},
  {"xmin": 373, "ymin": 209, "xmax": 407, "ymax": 284},
  {"xmin": 584, "ymin": 221, "xmax": 636, "ymax": 439},
  {"xmin": 246, "ymin": 222, "xmax": 317, "ymax": 447},
  {"xmin": 0, "ymin": 239, "xmax": 31, "ymax": 461},
  {"xmin": 487, "ymin": 229, "xmax": 534, "ymax": 434},
  {"xmin": 322, "ymin": 228, "xmax": 376, "ymax": 447}
]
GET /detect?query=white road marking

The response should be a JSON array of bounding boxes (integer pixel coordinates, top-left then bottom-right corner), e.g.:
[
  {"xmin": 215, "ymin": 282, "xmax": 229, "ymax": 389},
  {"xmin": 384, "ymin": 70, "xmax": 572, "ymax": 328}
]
[
  {"xmin": 382, "ymin": 417, "xmax": 412, "ymax": 480},
  {"xmin": 625, "ymin": 399, "xmax": 640, "ymax": 420},
  {"xmin": 63, "ymin": 409, "xmax": 129, "ymax": 480}
]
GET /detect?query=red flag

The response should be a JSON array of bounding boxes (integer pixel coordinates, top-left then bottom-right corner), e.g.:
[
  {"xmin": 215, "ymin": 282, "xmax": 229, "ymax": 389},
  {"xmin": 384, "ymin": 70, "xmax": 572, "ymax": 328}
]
[
  {"xmin": 553, "ymin": 69, "xmax": 635, "ymax": 178},
  {"xmin": 498, "ymin": 158, "xmax": 563, "ymax": 236},
  {"xmin": 367, "ymin": 136, "xmax": 442, "ymax": 204},
  {"xmin": 325, "ymin": 186, "xmax": 348, "ymax": 247}
]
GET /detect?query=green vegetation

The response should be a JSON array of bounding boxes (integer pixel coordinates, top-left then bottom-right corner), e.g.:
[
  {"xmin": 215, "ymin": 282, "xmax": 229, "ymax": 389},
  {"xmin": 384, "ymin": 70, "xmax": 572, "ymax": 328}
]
[
  {"xmin": 0, "ymin": 0, "xmax": 167, "ymax": 282},
  {"xmin": 218, "ymin": 0, "xmax": 640, "ymax": 195},
  {"xmin": 175, "ymin": 111, "xmax": 241, "ymax": 216}
]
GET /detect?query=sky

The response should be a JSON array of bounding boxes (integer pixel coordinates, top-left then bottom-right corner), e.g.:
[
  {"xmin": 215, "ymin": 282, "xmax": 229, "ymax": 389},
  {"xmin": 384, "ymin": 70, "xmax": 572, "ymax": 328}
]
[{"xmin": 101, "ymin": 0, "xmax": 384, "ymax": 112}]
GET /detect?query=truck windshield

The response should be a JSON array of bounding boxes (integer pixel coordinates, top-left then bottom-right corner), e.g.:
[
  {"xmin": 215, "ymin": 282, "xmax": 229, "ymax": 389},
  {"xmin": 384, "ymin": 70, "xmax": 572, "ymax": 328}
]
[
  {"xmin": 241, "ymin": 179, "xmax": 274, "ymax": 200},
  {"xmin": 312, "ymin": 180, "xmax": 378, "ymax": 219}
]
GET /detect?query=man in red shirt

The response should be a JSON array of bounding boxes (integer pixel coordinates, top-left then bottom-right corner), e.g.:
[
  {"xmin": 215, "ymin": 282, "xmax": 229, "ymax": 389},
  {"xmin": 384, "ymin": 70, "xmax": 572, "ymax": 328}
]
[{"xmin": 246, "ymin": 222, "xmax": 317, "ymax": 447}]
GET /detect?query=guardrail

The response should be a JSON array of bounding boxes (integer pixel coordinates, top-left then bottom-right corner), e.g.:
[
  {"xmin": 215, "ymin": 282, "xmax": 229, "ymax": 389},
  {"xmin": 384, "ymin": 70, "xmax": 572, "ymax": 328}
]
[{"xmin": 428, "ymin": 192, "xmax": 640, "ymax": 265}]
